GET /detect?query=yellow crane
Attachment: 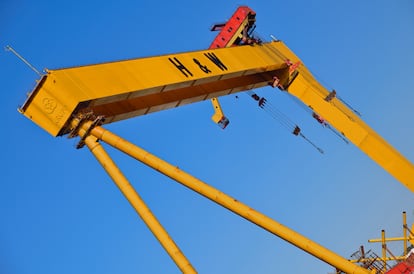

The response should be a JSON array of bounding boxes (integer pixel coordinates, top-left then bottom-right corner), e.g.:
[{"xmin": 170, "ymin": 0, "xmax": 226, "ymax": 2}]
[{"xmin": 17, "ymin": 6, "xmax": 413, "ymax": 274}]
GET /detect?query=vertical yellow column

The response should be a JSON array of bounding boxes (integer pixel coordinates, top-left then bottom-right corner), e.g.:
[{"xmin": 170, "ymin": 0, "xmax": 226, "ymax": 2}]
[
  {"xmin": 381, "ymin": 230, "xmax": 387, "ymax": 272},
  {"xmin": 81, "ymin": 131, "xmax": 196, "ymax": 274},
  {"xmin": 403, "ymin": 211, "xmax": 407, "ymax": 255},
  {"xmin": 86, "ymin": 122, "xmax": 373, "ymax": 274}
]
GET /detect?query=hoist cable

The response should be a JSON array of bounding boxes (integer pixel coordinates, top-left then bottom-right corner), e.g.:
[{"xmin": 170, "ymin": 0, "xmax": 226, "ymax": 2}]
[
  {"xmin": 246, "ymin": 91, "xmax": 324, "ymax": 154},
  {"xmin": 299, "ymin": 133, "xmax": 324, "ymax": 154},
  {"xmin": 325, "ymin": 125, "xmax": 349, "ymax": 144},
  {"xmin": 260, "ymin": 103, "xmax": 296, "ymax": 131},
  {"xmin": 282, "ymin": 92, "xmax": 349, "ymax": 144}
]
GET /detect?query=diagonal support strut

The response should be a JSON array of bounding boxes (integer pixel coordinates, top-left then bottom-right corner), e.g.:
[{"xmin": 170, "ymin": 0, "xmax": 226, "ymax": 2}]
[
  {"xmin": 78, "ymin": 125, "xmax": 197, "ymax": 274},
  {"xmin": 77, "ymin": 120, "xmax": 373, "ymax": 274}
]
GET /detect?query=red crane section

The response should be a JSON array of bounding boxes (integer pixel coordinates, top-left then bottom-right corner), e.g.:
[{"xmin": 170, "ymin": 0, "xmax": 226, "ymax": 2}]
[
  {"xmin": 209, "ymin": 6, "xmax": 256, "ymax": 49},
  {"xmin": 386, "ymin": 252, "xmax": 414, "ymax": 274}
]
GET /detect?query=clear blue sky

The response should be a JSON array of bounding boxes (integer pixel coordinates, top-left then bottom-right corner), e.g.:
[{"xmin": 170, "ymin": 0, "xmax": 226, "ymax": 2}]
[{"xmin": 2, "ymin": 1, "xmax": 414, "ymax": 273}]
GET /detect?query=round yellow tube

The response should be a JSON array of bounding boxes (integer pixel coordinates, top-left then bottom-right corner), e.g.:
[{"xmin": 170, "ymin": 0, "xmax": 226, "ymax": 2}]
[
  {"xmin": 86, "ymin": 123, "xmax": 372, "ymax": 274},
  {"xmin": 82, "ymin": 132, "xmax": 196, "ymax": 274}
]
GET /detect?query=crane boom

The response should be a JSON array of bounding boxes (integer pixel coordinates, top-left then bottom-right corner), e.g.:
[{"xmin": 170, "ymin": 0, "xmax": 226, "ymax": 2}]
[
  {"xmin": 20, "ymin": 39, "xmax": 414, "ymax": 193},
  {"xmin": 274, "ymin": 41, "xmax": 414, "ymax": 193},
  {"xmin": 20, "ymin": 42, "xmax": 289, "ymax": 136}
]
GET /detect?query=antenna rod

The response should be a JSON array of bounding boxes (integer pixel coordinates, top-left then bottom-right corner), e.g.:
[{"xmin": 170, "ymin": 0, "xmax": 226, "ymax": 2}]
[{"xmin": 5, "ymin": 45, "xmax": 42, "ymax": 76}]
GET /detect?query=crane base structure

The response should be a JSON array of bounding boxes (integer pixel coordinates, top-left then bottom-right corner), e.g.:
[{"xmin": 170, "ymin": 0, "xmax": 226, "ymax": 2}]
[{"xmin": 18, "ymin": 6, "xmax": 413, "ymax": 274}]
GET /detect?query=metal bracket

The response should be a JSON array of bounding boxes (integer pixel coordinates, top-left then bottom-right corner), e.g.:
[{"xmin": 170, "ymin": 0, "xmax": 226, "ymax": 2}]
[
  {"xmin": 325, "ymin": 90, "xmax": 337, "ymax": 102},
  {"xmin": 68, "ymin": 113, "xmax": 105, "ymax": 149},
  {"xmin": 269, "ymin": 76, "xmax": 281, "ymax": 88},
  {"xmin": 211, "ymin": 97, "xmax": 229, "ymax": 129}
]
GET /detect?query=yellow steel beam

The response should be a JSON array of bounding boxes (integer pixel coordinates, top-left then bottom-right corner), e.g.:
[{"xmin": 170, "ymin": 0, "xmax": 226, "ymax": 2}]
[
  {"xmin": 19, "ymin": 40, "xmax": 414, "ymax": 193},
  {"xmin": 349, "ymin": 256, "xmax": 405, "ymax": 263},
  {"xmin": 77, "ymin": 125, "xmax": 196, "ymax": 273},
  {"xmin": 368, "ymin": 236, "xmax": 414, "ymax": 243},
  {"xmin": 271, "ymin": 41, "xmax": 414, "ymax": 193},
  {"xmin": 382, "ymin": 230, "xmax": 387, "ymax": 272},
  {"xmin": 20, "ymin": 42, "xmax": 290, "ymax": 137},
  {"xmin": 403, "ymin": 211, "xmax": 407, "ymax": 255},
  {"xmin": 78, "ymin": 120, "xmax": 372, "ymax": 274},
  {"xmin": 367, "ymin": 212, "xmax": 414, "ymax": 249}
]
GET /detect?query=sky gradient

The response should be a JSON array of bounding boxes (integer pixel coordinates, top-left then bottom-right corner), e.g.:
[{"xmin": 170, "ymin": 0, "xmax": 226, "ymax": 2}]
[{"xmin": 2, "ymin": 1, "xmax": 414, "ymax": 273}]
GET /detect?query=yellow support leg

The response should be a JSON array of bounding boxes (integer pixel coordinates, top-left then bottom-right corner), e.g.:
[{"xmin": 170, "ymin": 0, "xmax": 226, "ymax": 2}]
[
  {"xmin": 403, "ymin": 211, "xmax": 407, "ymax": 255},
  {"xmin": 82, "ymin": 121, "xmax": 372, "ymax": 274},
  {"xmin": 80, "ymin": 131, "xmax": 197, "ymax": 274},
  {"xmin": 382, "ymin": 230, "xmax": 387, "ymax": 272}
]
